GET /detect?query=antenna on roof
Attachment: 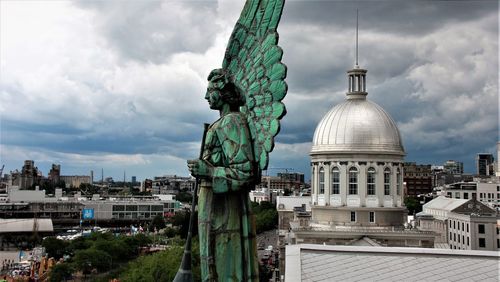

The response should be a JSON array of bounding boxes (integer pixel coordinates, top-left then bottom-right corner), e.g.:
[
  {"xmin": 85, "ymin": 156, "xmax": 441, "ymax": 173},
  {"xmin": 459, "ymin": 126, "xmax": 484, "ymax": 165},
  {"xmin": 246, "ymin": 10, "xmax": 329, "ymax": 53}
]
[{"xmin": 355, "ymin": 9, "xmax": 359, "ymax": 68}]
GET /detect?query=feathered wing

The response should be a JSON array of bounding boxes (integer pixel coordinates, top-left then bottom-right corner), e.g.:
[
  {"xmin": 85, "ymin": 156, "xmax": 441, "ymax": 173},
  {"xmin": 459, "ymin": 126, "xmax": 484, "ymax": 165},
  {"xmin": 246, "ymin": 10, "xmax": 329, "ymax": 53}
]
[{"xmin": 223, "ymin": 0, "xmax": 287, "ymax": 171}]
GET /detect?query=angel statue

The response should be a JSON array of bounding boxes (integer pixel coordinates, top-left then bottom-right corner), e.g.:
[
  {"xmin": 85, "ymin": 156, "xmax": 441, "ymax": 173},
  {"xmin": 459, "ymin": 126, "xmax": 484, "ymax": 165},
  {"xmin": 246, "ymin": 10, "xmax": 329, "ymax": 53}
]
[{"xmin": 186, "ymin": 0, "xmax": 288, "ymax": 281}]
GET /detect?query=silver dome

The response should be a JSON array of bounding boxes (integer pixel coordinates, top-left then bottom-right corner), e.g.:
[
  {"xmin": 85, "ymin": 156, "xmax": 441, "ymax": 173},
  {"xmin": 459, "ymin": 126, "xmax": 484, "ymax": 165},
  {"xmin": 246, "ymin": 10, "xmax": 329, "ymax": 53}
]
[{"xmin": 311, "ymin": 98, "xmax": 405, "ymax": 155}]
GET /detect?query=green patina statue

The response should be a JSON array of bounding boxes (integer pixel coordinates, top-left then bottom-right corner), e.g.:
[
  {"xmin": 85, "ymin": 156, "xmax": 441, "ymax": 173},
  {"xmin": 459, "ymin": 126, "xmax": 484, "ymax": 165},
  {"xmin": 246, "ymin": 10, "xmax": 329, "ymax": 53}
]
[{"xmin": 187, "ymin": 0, "xmax": 287, "ymax": 281}]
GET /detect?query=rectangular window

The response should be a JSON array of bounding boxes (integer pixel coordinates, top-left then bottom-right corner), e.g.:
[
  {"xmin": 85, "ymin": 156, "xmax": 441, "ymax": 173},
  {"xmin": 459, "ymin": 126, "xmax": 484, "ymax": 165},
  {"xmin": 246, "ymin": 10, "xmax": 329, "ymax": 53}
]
[
  {"xmin": 497, "ymin": 239, "xmax": 500, "ymax": 249},
  {"xmin": 126, "ymin": 205, "xmax": 138, "ymax": 211},
  {"xmin": 463, "ymin": 192, "xmax": 468, "ymax": 199},
  {"xmin": 367, "ymin": 169, "xmax": 376, "ymax": 195},
  {"xmin": 453, "ymin": 233, "xmax": 456, "ymax": 241},
  {"xmin": 350, "ymin": 211, "xmax": 356, "ymax": 222},
  {"xmin": 369, "ymin": 212, "xmax": 375, "ymax": 223},
  {"xmin": 449, "ymin": 232, "xmax": 452, "ymax": 239},
  {"xmin": 384, "ymin": 171, "xmax": 390, "ymax": 195},
  {"xmin": 462, "ymin": 222, "xmax": 464, "ymax": 231},
  {"xmin": 467, "ymin": 237, "xmax": 469, "ymax": 246},
  {"xmin": 331, "ymin": 169, "xmax": 340, "ymax": 194},
  {"xmin": 151, "ymin": 205, "xmax": 164, "ymax": 211},
  {"xmin": 139, "ymin": 205, "xmax": 150, "ymax": 212},
  {"xmin": 479, "ymin": 238, "xmax": 486, "ymax": 248},
  {"xmin": 455, "ymin": 192, "xmax": 460, "ymax": 199},
  {"xmin": 319, "ymin": 168, "xmax": 325, "ymax": 194},
  {"xmin": 349, "ymin": 170, "xmax": 358, "ymax": 195},
  {"xmin": 467, "ymin": 224, "xmax": 469, "ymax": 233},
  {"xmin": 478, "ymin": 224, "xmax": 485, "ymax": 234},
  {"xmin": 453, "ymin": 221, "xmax": 455, "ymax": 229},
  {"xmin": 113, "ymin": 205, "xmax": 125, "ymax": 212},
  {"xmin": 462, "ymin": 235, "xmax": 464, "ymax": 244}
]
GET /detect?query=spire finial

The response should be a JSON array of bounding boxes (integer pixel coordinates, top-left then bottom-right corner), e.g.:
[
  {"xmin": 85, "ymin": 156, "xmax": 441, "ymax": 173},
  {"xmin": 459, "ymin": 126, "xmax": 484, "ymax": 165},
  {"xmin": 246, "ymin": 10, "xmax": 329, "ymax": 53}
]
[{"xmin": 355, "ymin": 9, "xmax": 359, "ymax": 68}]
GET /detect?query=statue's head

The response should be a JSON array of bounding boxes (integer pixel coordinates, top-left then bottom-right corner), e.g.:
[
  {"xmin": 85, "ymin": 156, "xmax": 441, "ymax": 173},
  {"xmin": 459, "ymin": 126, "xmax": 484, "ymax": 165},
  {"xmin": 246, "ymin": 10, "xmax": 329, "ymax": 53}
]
[{"xmin": 206, "ymin": 68, "xmax": 244, "ymax": 110}]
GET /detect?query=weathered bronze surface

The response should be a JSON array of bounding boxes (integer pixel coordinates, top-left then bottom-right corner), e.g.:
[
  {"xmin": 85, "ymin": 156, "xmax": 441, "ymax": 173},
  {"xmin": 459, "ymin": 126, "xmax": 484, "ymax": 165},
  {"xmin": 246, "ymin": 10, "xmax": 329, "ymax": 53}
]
[{"xmin": 188, "ymin": 0, "xmax": 287, "ymax": 281}]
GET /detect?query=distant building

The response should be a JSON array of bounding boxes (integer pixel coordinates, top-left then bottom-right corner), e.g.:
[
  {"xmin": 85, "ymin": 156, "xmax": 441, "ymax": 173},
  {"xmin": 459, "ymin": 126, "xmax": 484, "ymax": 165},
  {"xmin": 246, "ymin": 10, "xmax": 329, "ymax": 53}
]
[
  {"xmin": 417, "ymin": 196, "xmax": 499, "ymax": 251},
  {"xmin": 437, "ymin": 180, "xmax": 500, "ymax": 210},
  {"xmin": 131, "ymin": 176, "xmax": 137, "ymax": 185},
  {"xmin": 48, "ymin": 164, "xmax": 61, "ymax": 182},
  {"xmin": 248, "ymin": 190, "xmax": 270, "ymax": 203},
  {"xmin": 276, "ymin": 172, "xmax": 305, "ymax": 183},
  {"xmin": 11, "ymin": 160, "xmax": 42, "ymax": 189},
  {"xmin": 403, "ymin": 162, "xmax": 432, "ymax": 197},
  {"xmin": 496, "ymin": 142, "xmax": 500, "ymax": 177},
  {"xmin": 258, "ymin": 175, "xmax": 305, "ymax": 195},
  {"xmin": 142, "ymin": 179, "xmax": 153, "ymax": 193},
  {"xmin": 1, "ymin": 186, "xmax": 181, "ymax": 225},
  {"xmin": 59, "ymin": 175, "xmax": 91, "ymax": 188},
  {"xmin": 443, "ymin": 160, "xmax": 464, "ymax": 174},
  {"xmin": 476, "ymin": 153, "xmax": 494, "ymax": 176},
  {"xmin": 150, "ymin": 175, "xmax": 195, "ymax": 195}
]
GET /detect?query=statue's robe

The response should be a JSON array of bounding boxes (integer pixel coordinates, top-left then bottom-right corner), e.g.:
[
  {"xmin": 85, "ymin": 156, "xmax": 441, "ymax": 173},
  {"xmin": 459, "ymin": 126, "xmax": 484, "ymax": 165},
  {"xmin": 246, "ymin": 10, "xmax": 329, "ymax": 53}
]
[{"xmin": 198, "ymin": 112, "xmax": 259, "ymax": 282}]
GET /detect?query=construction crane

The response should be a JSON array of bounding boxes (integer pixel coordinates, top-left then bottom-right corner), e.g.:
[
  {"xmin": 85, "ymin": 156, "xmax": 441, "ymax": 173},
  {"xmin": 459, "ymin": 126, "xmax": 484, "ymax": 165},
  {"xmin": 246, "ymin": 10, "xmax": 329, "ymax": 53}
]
[{"xmin": 263, "ymin": 167, "xmax": 294, "ymax": 176}]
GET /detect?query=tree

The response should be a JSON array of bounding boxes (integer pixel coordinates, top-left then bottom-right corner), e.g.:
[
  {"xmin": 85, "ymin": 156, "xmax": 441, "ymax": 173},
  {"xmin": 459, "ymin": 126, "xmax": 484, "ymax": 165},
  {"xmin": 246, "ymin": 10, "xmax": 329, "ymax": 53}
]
[
  {"xmin": 42, "ymin": 237, "xmax": 69, "ymax": 260},
  {"xmin": 119, "ymin": 240, "xmax": 200, "ymax": 282},
  {"xmin": 404, "ymin": 197, "xmax": 422, "ymax": 215},
  {"xmin": 49, "ymin": 263, "xmax": 73, "ymax": 282},
  {"xmin": 73, "ymin": 249, "xmax": 112, "ymax": 273},
  {"xmin": 149, "ymin": 214, "xmax": 166, "ymax": 232}
]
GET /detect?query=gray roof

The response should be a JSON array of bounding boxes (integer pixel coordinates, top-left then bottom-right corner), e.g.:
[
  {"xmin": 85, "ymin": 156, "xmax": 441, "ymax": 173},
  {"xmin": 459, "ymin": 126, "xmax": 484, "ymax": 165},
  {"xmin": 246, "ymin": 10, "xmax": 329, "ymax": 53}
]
[
  {"xmin": 423, "ymin": 196, "xmax": 468, "ymax": 212},
  {"xmin": 0, "ymin": 218, "xmax": 54, "ymax": 233},
  {"xmin": 311, "ymin": 98, "xmax": 404, "ymax": 156},
  {"xmin": 285, "ymin": 244, "xmax": 500, "ymax": 282}
]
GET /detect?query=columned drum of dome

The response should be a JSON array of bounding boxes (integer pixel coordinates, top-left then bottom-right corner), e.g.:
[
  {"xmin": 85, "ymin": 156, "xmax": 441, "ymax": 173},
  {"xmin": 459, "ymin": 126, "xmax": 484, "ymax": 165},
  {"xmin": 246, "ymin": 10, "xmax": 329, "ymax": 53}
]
[{"xmin": 309, "ymin": 63, "xmax": 407, "ymax": 227}]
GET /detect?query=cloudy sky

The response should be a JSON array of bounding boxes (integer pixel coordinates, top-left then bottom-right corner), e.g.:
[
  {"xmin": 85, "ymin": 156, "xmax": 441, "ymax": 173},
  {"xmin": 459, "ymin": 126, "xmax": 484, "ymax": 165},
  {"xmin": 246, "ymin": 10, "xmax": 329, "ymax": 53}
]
[{"xmin": 1, "ymin": 0, "xmax": 498, "ymax": 182}]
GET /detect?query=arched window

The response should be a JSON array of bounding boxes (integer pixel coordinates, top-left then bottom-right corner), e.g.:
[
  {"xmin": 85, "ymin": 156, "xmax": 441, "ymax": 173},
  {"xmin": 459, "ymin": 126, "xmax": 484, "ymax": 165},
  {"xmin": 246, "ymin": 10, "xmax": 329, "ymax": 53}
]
[
  {"xmin": 384, "ymin": 168, "xmax": 391, "ymax": 195},
  {"xmin": 319, "ymin": 167, "xmax": 325, "ymax": 194},
  {"xmin": 397, "ymin": 168, "xmax": 401, "ymax": 195},
  {"xmin": 348, "ymin": 167, "xmax": 358, "ymax": 195},
  {"xmin": 367, "ymin": 167, "xmax": 376, "ymax": 195},
  {"xmin": 331, "ymin": 167, "xmax": 340, "ymax": 194}
]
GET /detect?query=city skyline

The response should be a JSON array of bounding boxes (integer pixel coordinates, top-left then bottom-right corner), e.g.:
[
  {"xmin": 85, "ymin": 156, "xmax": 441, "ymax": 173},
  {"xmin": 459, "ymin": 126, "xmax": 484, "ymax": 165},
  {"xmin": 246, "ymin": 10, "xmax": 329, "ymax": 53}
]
[{"xmin": 1, "ymin": 1, "xmax": 498, "ymax": 181}]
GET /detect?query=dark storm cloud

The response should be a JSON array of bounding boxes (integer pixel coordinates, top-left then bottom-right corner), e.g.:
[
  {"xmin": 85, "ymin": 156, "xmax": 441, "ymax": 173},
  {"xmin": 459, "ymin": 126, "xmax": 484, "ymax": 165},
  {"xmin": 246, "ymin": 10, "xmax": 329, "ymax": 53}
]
[{"xmin": 1, "ymin": 0, "xmax": 497, "ymax": 179}]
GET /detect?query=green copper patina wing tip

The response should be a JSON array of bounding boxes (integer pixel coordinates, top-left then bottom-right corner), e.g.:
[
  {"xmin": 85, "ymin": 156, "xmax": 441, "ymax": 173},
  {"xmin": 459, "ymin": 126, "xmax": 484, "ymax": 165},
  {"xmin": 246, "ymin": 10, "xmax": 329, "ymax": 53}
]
[{"xmin": 222, "ymin": 0, "xmax": 287, "ymax": 171}]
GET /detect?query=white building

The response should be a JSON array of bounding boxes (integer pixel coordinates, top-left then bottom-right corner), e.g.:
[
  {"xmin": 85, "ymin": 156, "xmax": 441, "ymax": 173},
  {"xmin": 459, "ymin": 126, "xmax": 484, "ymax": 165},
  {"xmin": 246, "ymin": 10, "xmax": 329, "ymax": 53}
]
[
  {"xmin": 310, "ymin": 63, "xmax": 406, "ymax": 227},
  {"xmin": 438, "ymin": 180, "xmax": 500, "ymax": 210},
  {"xmin": 417, "ymin": 196, "xmax": 498, "ymax": 251}
]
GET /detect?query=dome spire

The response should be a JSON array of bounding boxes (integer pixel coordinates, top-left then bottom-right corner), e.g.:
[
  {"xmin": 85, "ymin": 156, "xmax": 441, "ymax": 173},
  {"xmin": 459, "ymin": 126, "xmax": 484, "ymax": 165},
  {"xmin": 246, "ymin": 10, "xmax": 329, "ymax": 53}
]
[
  {"xmin": 347, "ymin": 9, "xmax": 367, "ymax": 99},
  {"xmin": 355, "ymin": 9, "xmax": 359, "ymax": 68}
]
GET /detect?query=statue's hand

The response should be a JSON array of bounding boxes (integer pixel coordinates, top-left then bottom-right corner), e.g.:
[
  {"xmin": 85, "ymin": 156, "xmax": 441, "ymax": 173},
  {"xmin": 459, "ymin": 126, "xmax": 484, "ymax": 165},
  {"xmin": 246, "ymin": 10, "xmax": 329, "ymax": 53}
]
[{"xmin": 187, "ymin": 159, "xmax": 213, "ymax": 179}]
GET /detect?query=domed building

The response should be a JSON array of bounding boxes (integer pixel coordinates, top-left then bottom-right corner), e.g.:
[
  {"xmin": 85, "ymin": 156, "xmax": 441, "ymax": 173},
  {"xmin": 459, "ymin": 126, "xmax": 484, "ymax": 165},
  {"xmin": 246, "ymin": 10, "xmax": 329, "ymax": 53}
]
[
  {"xmin": 279, "ymin": 62, "xmax": 435, "ymax": 249},
  {"xmin": 309, "ymin": 65, "xmax": 407, "ymax": 227}
]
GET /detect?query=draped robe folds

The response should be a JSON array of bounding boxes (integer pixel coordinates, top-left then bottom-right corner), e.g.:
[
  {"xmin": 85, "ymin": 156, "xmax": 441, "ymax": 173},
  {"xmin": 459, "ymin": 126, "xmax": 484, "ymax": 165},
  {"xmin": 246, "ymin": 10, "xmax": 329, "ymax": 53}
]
[{"xmin": 198, "ymin": 112, "xmax": 259, "ymax": 282}]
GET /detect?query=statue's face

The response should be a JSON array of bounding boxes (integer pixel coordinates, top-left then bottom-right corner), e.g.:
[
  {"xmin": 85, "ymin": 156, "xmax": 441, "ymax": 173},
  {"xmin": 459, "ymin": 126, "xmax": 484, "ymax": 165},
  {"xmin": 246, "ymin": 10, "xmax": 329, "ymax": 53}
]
[{"xmin": 205, "ymin": 78, "xmax": 225, "ymax": 110}]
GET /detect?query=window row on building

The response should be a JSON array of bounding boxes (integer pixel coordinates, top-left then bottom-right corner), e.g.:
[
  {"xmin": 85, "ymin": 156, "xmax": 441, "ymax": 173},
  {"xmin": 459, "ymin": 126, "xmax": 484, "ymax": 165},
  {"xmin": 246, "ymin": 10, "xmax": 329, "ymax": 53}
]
[{"xmin": 315, "ymin": 166, "xmax": 401, "ymax": 196}]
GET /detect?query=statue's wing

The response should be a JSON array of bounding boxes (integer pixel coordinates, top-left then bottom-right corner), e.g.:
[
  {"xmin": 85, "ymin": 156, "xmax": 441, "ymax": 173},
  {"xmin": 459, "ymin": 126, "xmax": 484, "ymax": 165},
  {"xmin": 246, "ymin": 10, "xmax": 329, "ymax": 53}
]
[{"xmin": 222, "ymin": 0, "xmax": 287, "ymax": 171}]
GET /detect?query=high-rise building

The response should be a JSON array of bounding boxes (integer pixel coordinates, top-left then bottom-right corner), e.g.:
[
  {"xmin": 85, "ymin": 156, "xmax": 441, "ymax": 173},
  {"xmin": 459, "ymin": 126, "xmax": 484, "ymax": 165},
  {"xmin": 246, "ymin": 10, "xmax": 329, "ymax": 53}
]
[
  {"xmin": 404, "ymin": 162, "xmax": 432, "ymax": 197},
  {"xmin": 443, "ymin": 160, "xmax": 463, "ymax": 174},
  {"xmin": 131, "ymin": 176, "xmax": 137, "ymax": 184},
  {"xmin": 476, "ymin": 153, "xmax": 494, "ymax": 176}
]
